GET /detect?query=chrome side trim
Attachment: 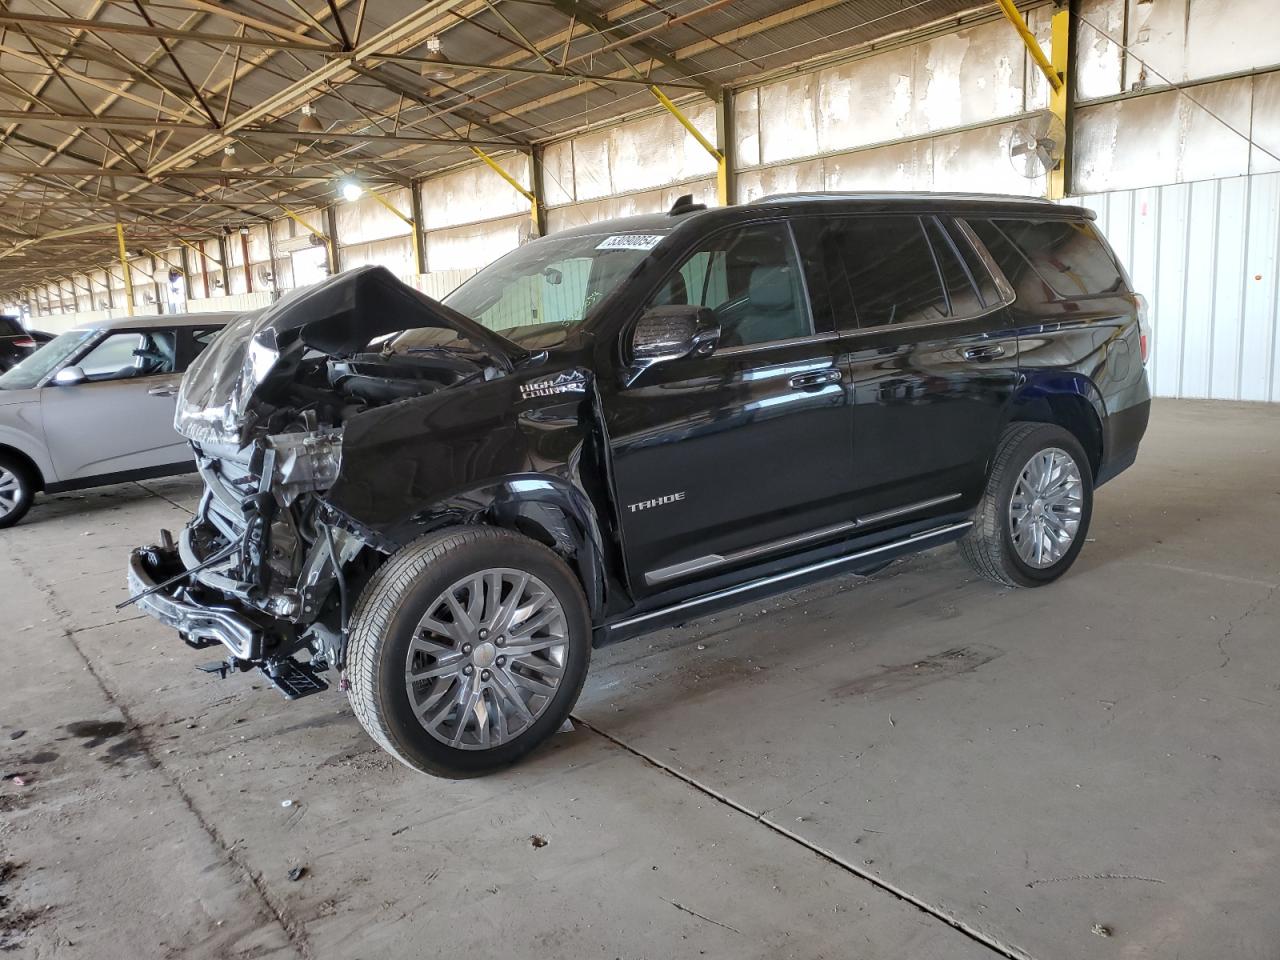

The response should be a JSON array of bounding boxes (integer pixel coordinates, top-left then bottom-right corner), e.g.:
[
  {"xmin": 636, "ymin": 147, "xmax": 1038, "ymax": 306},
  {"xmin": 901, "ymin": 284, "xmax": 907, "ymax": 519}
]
[
  {"xmin": 858, "ymin": 492, "xmax": 962, "ymax": 526},
  {"xmin": 643, "ymin": 494, "xmax": 961, "ymax": 586},
  {"xmin": 617, "ymin": 520, "xmax": 972, "ymax": 632},
  {"xmin": 645, "ymin": 519, "xmax": 859, "ymax": 586},
  {"xmin": 714, "ymin": 331, "xmax": 837, "ymax": 357}
]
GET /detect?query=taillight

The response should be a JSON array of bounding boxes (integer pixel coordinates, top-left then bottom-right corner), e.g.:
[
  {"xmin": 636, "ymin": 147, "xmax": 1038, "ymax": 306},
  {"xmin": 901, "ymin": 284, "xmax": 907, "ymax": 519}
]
[
  {"xmin": 1134, "ymin": 293, "xmax": 1151, "ymax": 365},
  {"xmin": 12, "ymin": 337, "xmax": 35, "ymax": 349}
]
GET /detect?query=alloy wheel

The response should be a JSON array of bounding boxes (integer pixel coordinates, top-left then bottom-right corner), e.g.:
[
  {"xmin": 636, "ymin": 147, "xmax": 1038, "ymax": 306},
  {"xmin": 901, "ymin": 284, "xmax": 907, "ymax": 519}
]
[
  {"xmin": 1008, "ymin": 447, "xmax": 1084, "ymax": 568},
  {"xmin": 404, "ymin": 568, "xmax": 569, "ymax": 750},
  {"xmin": 0, "ymin": 466, "xmax": 22, "ymax": 520}
]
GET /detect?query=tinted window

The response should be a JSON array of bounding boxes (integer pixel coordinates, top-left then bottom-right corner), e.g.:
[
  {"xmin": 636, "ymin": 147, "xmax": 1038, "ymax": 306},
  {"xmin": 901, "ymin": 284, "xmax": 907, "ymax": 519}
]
[
  {"xmin": 796, "ymin": 216, "xmax": 948, "ymax": 329},
  {"xmin": 179, "ymin": 327, "xmax": 224, "ymax": 372},
  {"xmin": 967, "ymin": 218, "xmax": 1123, "ymax": 301},
  {"xmin": 650, "ymin": 223, "xmax": 812, "ymax": 348},
  {"xmin": 924, "ymin": 217, "xmax": 985, "ymax": 318},
  {"xmin": 942, "ymin": 219, "xmax": 1001, "ymax": 307},
  {"xmin": 0, "ymin": 317, "xmax": 21, "ymax": 336}
]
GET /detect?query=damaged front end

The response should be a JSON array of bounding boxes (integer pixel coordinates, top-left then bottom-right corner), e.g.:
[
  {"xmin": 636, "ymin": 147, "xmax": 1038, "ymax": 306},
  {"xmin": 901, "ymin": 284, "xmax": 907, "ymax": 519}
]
[{"xmin": 126, "ymin": 266, "xmax": 524, "ymax": 698}]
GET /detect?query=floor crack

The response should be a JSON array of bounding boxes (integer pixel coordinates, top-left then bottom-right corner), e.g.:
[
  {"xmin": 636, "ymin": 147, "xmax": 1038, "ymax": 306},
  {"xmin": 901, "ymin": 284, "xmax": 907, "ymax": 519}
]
[
  {"xmin": 573, "ymin": 714, "xmax": 1032, "ymax": 960},
  {"xmin": 1026, "ymin": 873, "xmax": 1164, "ymax": 888},
  {"xmin": 662, "ymin": 898, "xmax": 743, "ymax": 935},
  {"xmin": 1216, "ymin": 580, "xmax": 1279, "ymax": 669}
]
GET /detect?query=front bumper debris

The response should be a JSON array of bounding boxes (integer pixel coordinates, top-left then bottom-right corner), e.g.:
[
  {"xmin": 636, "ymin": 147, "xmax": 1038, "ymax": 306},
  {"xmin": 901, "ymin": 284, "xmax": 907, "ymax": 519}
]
[{"xmin": 127, "ymin": 544, "xmax": 263, "ymax": 661}]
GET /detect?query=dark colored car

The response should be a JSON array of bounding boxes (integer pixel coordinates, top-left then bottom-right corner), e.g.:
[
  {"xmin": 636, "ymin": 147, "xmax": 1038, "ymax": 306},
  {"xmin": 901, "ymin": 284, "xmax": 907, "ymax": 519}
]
[
  {"xmin": 127, "ymin": 192, "xmax": 1151, "ymax": 778},
  {"xmin": 0, "ymin": 315, "xmax": 40, "ymax": 372}
]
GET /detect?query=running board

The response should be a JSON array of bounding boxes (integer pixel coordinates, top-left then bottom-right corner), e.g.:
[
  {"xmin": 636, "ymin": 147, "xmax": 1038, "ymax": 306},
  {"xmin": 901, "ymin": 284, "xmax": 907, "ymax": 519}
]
[{"xmin": 599, "ymin": 520, "xmax": 972, "ymax": 645}]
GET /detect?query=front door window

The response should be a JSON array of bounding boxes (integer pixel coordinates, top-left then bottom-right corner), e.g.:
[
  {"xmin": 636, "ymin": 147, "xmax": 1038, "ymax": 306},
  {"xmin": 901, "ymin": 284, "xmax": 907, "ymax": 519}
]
[
  {"xmin": 78, "ymin": 331, "xmax": 177, "ymax": 381},
  {"xmin": 649, "ymin": 223, "xmax": 812, "ymax": 349}
]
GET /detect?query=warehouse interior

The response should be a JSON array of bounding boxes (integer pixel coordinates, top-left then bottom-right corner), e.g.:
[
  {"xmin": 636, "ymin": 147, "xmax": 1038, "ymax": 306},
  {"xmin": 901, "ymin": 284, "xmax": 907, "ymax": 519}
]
[{"xmin": 2, "ymin": 0, "xmax": 1279, "ymax": 957}]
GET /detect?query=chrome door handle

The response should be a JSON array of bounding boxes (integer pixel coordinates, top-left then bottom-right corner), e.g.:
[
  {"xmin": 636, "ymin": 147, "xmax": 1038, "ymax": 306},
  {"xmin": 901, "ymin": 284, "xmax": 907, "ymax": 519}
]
[
  {"xmin": 961, "ymin": 343, "xmax": 1006, "ymax": 361},
  {"xmin": 788, "ymin": 369, "xmax": 842, "ymax": 390},
  {"xmin": 147, "ymin": 384, "xmax": 177, "ymax": 397}
]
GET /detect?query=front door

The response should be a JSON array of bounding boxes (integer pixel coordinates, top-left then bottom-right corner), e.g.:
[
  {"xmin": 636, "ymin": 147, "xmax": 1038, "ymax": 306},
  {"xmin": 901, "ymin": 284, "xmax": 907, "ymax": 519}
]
[
  {"xmin": 41, "ymin": 327, "xmax": 189, "ymax": 482},
  {"xmin": 602, "ymin": 220, "xmax": 855, "ymax": 596}
]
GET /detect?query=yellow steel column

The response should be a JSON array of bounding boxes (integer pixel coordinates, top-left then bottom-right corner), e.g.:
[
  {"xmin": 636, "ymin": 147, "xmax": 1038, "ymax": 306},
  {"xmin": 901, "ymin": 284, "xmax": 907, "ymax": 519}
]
[
  {"xmin": 995, "ymin": 0, "xmax": 1070, "ymax": 200},
  {"xmin": 115, "ymin": 221, "xmax": 135, "ymax": 316},
  {"xmin": 1047, "ymin": 7, "xmax": 1071, "ymax": 200},
  {"xmin": 366, "ymin": 190, "xmax": 422, "ymax": 273},
  {"xmin": 280, "ymin": 207, "xmax": 336, "ymax": 275},
  {"xmin": 649, "ymin": 85, "xmax": 727, "ymax": 206},
  {"xmin": 470, "ymin": 147, "xmax": 541, "ymax": 236}
]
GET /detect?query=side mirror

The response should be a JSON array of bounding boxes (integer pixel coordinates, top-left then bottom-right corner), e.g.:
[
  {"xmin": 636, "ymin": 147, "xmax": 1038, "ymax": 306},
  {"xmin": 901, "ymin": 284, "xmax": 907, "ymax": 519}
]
[
  {"xmin": 53, "ymin": 365, "xmax": 87, "ymax": 386},
  {"xmin": 626, "ymin": 305, "xmax": 719, "ymax": 384}
]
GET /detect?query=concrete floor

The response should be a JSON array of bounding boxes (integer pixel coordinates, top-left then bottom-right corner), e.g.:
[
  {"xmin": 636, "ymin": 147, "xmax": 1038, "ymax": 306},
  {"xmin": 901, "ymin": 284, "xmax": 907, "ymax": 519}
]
[{"xmin": 2, "ymin": 398, "xmax": 1278, "ymax": 960}]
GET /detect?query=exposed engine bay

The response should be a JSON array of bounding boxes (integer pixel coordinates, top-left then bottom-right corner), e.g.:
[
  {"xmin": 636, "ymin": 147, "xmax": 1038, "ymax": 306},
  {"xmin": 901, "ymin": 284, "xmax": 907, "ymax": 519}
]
[{"xmin": 126, "ymin": 266, "xmax": 530, "ymax": 696}]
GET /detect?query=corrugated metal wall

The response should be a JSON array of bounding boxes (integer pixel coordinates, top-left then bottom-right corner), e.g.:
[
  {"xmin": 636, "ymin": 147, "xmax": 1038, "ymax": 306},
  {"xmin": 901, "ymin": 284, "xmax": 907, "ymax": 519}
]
[{"xmin": 1074, "ymin": 172, "xmax": 1280, "ymax": 401}]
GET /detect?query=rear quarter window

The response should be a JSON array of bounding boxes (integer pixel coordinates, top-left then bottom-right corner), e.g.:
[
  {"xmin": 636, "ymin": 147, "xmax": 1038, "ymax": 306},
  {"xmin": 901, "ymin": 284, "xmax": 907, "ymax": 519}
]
[{"xmin": 967, "ymin": 218, "xmax": 1124, "ymax": 302}]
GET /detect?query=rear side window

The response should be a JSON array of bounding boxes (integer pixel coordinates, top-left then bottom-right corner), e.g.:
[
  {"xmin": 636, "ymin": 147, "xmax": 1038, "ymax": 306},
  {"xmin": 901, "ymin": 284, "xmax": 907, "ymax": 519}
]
[
  {"xmin": 0, "ymin": 317, "xmax": 21, "ymax": 336},
  {"xmin": 967, "ymin": 218, "xmax": 1124, "ymax": 300},
  {"xmin": 923, "ymin": 218, "xmax": 985, "ymax": 318},
  {"xmin": 795, "ymin": 215, "xmax": 1008, "ymax": 330}
]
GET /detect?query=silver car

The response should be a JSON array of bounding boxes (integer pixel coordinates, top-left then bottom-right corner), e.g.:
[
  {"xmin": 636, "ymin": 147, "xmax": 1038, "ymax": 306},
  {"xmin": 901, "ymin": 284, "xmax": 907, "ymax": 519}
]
[{"xmin": 0, "ymin": 313, "xmax": 233, "ymax": 527}]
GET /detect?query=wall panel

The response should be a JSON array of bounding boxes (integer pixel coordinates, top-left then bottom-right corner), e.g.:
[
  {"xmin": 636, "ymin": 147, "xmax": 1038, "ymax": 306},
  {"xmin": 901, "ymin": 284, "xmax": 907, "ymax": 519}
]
[{"xmin": 1074, "ymin": 172, "xmax": 1280, "ymax": 401}]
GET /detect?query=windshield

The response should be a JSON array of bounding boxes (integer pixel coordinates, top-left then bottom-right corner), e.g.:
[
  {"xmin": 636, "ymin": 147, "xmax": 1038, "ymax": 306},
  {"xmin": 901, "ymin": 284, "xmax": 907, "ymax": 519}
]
[
  {"xmin": 426, "ymin": 229, "xmax": 669, "ymax": 349},
  {"xmin": 0, "ymin": 328, "xmax": 97, "ymax": 390}
]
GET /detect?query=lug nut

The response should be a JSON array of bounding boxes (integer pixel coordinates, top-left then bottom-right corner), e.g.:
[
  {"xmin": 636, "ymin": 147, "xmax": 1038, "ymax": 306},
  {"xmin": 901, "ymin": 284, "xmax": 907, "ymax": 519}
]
[
  {"xmin": 478, "ymin": 628, "xmax": 488, "ymax": 640},
  {"xmin": 481, "ymin": 669, "xmax": 491, "ymax": 681},
  {"xmin": 462, "ymin": 643, "xmax": 472, "ymax": 654},
  {"xmin": 495, "ymin": 656, "xmax": 506, "ymax": 667},
  {"xmin": 495, "ymin": 636, "xmax": 505, "ymax": 647},
  {"xmin": 462, "ymin": 664, "xmax": 474, "ymax": 676}
]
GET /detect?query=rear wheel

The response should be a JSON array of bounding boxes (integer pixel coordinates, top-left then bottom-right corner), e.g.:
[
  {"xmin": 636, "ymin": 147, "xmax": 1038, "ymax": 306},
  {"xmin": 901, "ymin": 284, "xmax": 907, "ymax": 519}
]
[
  {"xmin": 346, "ymin": 526, "xmax": 591, "ymax": 778},
  {"xmin": 960, "ymin": 423, "xmax": 1093, "ymax": 587},
  {"xmin": 0, "ymin": 453, "xmax": 34, "ymax": 529}
]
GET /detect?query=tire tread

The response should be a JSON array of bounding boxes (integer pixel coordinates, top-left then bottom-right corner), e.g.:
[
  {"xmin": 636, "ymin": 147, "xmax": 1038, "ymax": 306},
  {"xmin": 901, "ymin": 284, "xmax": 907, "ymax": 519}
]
[
  {"xmin": 345, "ymin": 525, "xmax": 587, "ymax": 776},
  {"xmin": 960, "ymin": 422, "xmax": 1069, "ymax": 587}
]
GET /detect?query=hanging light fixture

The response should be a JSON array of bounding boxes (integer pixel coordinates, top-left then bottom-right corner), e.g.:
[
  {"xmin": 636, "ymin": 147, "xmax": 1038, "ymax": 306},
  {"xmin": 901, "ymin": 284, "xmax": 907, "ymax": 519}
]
[
  {"xmin": 220, "ymin": 144, "xmax": 239, "ymax": 170},
  {"xmin": 340, "ymin": 180, "xmax": 363, "ymax": 203},
  {"xmin": 420, "ymin": 35, "xmax": 456, "ymax": 81},
  {"xmin": 297, "ymin": 103, "xmax": 323, "ymax": 134}
]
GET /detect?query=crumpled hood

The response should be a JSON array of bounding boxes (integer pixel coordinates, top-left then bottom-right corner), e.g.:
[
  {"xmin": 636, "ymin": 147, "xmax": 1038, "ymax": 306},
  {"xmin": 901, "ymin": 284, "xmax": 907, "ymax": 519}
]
[{"xmin": 175, "ymin": 265, "xmax": 523, "ymax": 447}]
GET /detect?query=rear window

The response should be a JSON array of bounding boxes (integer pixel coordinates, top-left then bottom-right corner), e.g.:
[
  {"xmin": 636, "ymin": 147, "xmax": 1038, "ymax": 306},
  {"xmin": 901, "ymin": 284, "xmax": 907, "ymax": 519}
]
[
  {"xmin": 967, "ymin": 218, "xmax": 1124, "ymax": 300},
  {"xmin": 0, "ymin": 316, "xmax": 21, "ymax": 336}
]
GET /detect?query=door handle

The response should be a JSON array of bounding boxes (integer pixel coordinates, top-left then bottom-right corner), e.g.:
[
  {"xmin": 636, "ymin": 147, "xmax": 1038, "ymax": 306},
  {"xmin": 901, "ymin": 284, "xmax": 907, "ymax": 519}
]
[
  {"xmin": 788, "ymin": 369, "xmax": 842, "ymax": 390},
  {"xmin": 147, "ymin": 384, "xmax": 177, "ymax": 397},
  {"xmin": 961, "ymin": 343, "xmax": 1007, "ymax": 362}
]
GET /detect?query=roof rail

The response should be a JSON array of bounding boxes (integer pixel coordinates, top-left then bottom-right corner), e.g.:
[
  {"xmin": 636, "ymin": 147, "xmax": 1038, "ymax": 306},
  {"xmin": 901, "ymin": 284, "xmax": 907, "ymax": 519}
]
[{"xmin": 747, "ymin": 190, "xmax": 1058, "ymax": 206}]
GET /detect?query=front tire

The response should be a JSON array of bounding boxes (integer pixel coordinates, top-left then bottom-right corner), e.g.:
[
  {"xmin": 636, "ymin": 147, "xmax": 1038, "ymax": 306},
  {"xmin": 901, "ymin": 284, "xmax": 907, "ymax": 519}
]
[
  {"xmin": 0, "ymin": 453, "xmax": 35, "ymax": 529},
  {"xmin": 345, "ymin": 526, "xmax": 591, "ymax": 778},
  {"xmin": 960, "ymin": 423, "xmax": 1093, "ymax": 587}
]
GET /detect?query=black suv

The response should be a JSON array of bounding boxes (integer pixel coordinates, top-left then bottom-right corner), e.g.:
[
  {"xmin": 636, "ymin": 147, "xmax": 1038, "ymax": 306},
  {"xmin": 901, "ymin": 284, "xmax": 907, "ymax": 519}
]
[
  {"xmin": 0, "ymin": 315, "xmax": 42, "ymax": 372},
  {"xmin": 128, "ymin": 192, "xmax": 1151, "ymax": 777}
]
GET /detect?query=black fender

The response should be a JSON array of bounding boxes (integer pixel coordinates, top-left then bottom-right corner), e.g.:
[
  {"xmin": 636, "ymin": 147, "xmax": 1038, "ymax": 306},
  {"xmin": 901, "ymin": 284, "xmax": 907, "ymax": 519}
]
[
  {"xmin": 1005, "ymin": 370, "xmax": 1107, "ymax": 475},
  {"xmin": 319, "ymin": 362, "xmax": 612, "ymax": 618}
]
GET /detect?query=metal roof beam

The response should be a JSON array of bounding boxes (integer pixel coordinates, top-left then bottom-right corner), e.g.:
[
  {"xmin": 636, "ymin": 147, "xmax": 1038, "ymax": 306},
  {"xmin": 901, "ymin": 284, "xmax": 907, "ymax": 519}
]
[
  {"xmin": 369, "ymin": 53, "xmax": 707, "ymax": 91},
  {"xmin": 146, "ymin": 0, "xmax": 476, "ymax": 177},
  {"xmin": 0, "ymin": 12, "xmax": 338, "ymax": 51}
]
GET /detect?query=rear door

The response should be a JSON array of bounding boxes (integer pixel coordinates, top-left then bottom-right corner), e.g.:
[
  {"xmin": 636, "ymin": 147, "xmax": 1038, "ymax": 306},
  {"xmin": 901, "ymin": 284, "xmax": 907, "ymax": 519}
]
[
  {"xmin": 602, "ymin": 219, "xmax": 856, "ymax": 596},
  {"xmin": 794, "ymin": 214, "xmax": 1020, "ymax": 526},
  {"xmin": 41, "ymin": 327, "xmax": 187, "ymax": 482}
]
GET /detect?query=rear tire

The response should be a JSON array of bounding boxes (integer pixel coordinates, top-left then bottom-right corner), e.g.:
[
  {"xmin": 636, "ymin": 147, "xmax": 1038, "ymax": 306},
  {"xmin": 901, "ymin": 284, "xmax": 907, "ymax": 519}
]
[
  {"xmin": 0, "ymin": 453, "xmax": 34, "ymax": 529},
  {"xmin": 960, "ymin": 423, "xmax": 1093, "ymax": 587},
  {"xmin": 345, "ymin": 526, "xmax": 591, "ymax": 778}
]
